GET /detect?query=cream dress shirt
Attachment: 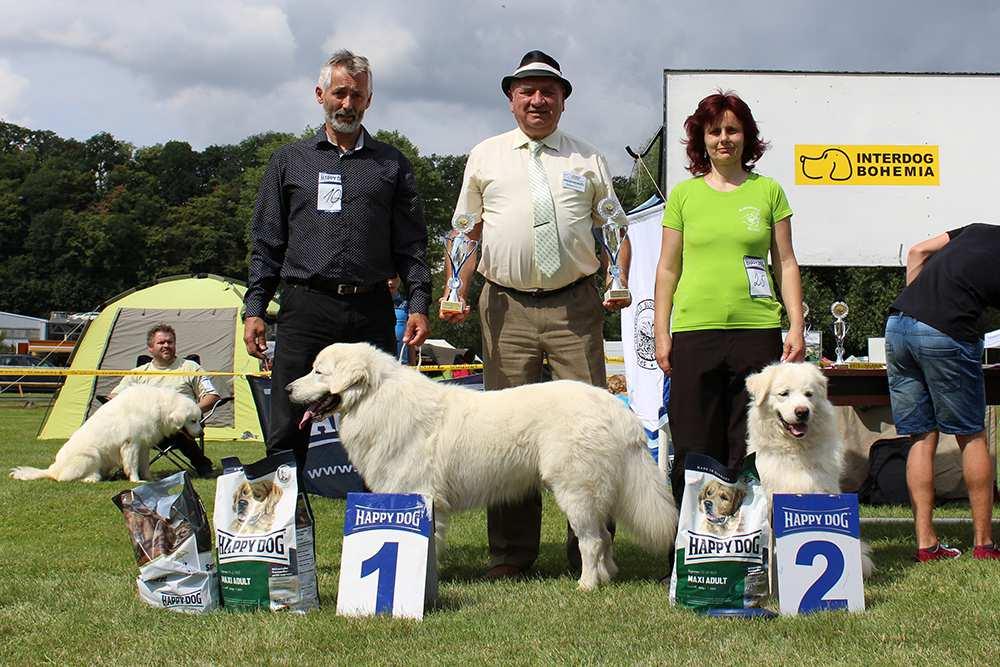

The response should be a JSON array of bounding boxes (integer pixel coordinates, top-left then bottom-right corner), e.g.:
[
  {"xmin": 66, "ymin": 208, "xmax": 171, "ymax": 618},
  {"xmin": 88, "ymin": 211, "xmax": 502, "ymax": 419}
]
[
  {"xmin": 454, "ymin": 127, "xmax": 623, "ymax": 291},
  {"xmin": 111, "ymin": 358, "xmax": 218, "ymax": 403}
]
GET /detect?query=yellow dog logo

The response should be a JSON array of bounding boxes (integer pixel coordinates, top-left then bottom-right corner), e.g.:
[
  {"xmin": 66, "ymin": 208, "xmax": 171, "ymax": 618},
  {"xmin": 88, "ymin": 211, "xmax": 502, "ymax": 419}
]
[{"xmin": 799, "ymin": 148, "xmax": 852, "ymax": 181}]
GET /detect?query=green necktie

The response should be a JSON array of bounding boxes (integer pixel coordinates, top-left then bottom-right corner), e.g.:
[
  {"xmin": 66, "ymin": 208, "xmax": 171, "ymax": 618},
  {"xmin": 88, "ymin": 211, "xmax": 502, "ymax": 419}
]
[{"xmin": 528, "ymin": 140, "xmax": 561, "ymax": 277}]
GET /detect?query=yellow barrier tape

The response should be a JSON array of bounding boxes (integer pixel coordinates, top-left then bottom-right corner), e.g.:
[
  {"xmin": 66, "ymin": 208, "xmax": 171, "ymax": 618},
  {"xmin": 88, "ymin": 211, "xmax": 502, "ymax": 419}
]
[
  {"xmin": 0, "ymin": 366, "xmax": 488, "ymax": 376},
  {"xmin": 0, "ymin": 368, "xmax": 268, "ymax": 377},
  {"xmin": 3, "ymin": 358, "xmax": 624, "ymax": 377},
  {"xmin": 415, "ymin": 363, "xmax": 484, "ymax": 372}
]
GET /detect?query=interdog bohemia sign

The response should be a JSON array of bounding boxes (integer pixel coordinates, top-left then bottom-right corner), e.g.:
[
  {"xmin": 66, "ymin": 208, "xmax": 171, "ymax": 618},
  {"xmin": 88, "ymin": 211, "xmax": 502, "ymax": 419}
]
[{"xmin": 795, "ymin": 145, "xmax": 939, "ymax": 186}]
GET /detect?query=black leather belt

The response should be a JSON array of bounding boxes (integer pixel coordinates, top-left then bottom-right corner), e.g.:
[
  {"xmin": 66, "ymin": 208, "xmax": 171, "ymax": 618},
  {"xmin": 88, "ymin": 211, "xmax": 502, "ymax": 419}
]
[
  {"xmin": 286, "ymin": 278, "xmax": 383, "ymax": 296},
  {"xmin": 486, "ymin": 274, "xmax": 594, "ymax": 297}
]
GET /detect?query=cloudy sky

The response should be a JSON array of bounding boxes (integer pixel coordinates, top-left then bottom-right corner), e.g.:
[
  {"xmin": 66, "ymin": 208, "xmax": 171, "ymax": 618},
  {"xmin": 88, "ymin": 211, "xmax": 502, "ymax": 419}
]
[{"xmin": 1, "ymin": 0, "xmax": 998, "ymax": 175}]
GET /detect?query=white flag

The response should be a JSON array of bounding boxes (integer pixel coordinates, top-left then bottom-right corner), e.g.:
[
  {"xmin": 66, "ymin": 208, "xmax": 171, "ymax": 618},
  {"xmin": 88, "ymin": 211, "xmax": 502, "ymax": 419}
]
[{"xmin": 620, "ymin": 201, "xmax": 665, "ymax": 430}]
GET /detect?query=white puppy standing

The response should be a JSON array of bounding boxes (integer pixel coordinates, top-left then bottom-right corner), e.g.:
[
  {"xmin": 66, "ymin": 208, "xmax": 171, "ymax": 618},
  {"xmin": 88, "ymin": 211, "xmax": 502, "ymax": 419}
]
[
  {"xmin": 10, "ymin": 385, "xmax": 203, "ymax": 483},
  {"xmin": 746, "ymin": 362, "xmax": 874, "ymax": 577},
  {"xmin": 287, "ymin": 342, "xmax": 679, "ymax": 591}
]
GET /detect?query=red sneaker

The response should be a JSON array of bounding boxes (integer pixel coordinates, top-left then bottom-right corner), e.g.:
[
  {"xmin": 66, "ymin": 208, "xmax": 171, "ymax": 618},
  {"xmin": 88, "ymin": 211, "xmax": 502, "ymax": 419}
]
[
  {"xmin": 916, "ymin": 543, "xmax": 962, "ymax": 562},
  {"xmin": 973, "ymin": 544, "xmax": 1000, "ymax": 560}
]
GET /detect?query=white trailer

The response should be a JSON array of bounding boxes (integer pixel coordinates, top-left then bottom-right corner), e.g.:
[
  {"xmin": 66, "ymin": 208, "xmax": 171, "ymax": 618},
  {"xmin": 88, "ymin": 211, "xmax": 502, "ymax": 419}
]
[{"xmin": 662, "ymin": 70, "xmax": 1000, "ymax": 266}]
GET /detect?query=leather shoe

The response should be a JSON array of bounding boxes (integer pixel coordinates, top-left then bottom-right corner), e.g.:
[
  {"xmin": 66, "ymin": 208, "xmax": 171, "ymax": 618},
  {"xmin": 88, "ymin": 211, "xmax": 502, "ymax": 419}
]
[{"xmin": 485, "ymin": 564, "xmax": 524, "ymax": 580}]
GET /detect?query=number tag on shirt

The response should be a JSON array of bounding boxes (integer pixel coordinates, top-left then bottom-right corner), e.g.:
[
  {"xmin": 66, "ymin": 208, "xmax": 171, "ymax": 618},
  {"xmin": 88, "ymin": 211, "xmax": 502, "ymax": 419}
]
[
  {"xmin": 318, "ymin": 173, "xmax": 343, "ymax": 212},
  {"xmin": 562, "ymin": 171, "xmax": 587, "ymax": 192},
  {"xmin": 744, "ymin": 256, "xmax": 773, "ymax": 299}
]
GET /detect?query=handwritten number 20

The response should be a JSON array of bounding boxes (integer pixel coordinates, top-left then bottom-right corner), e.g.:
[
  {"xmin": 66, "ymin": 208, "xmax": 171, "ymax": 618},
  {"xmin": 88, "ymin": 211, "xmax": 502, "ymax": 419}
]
[
  {"xmin": 361, "ymin": 541, "xmax": 399, "ymax": 614},
  {"xmin": 796, "ymin": 540, "xmax": 848, "ymax": 613}
]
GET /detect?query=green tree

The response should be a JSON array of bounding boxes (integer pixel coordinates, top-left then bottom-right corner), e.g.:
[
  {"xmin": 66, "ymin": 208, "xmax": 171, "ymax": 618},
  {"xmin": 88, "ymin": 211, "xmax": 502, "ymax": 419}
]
[
  {"xmin": 153, "ymin": 184, "xmax": 245, "ymax": 279},
  {"xmin": 798, "ymin": 266, "xmax": 905, "ymax": 359},
  {"xmin": 84, "ymin": 132, "xmax": 132, "ymax": 194},
  {"xmin": 18, "ymin": 158, "xmax": 95, "ymax": 214}
]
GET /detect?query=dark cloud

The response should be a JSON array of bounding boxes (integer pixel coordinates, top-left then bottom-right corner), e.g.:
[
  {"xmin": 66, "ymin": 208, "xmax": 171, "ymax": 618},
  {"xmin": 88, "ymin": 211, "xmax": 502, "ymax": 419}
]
[{"xmin": 2, "ymin": 0, "xmax": 1000, "ymax": 173}]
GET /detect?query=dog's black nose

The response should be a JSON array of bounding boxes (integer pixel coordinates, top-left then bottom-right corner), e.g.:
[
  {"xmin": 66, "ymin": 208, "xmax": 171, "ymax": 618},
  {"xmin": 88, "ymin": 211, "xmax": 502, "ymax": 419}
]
[{"xmin": 795, "ymin": 406, "xmax": 810, "ymax": 421}]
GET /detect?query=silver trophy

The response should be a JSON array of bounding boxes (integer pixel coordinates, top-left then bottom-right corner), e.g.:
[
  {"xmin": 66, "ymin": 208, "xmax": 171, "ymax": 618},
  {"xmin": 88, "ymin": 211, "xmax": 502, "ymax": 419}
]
[
  {"xmin": 593, "ymin": 197, "xmax": 630, "ymax": 302},
  {"xmin": 802, "ymin": 302, "xmax": 822, "ymax": 363},
  {"xmin": 440, "ymin": 213, "xmax": 480, "ymax": 315},
  {"xmin": 831, "ymin": 301, "xmax": 849, "ymax": 365}
]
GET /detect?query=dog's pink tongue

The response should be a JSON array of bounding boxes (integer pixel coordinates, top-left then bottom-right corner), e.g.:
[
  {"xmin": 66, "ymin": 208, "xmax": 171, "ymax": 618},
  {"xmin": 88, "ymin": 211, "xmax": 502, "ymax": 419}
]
[
  {"xmin": 789, "ymin": 423, "xmax": 807, "ymax": 438},
  {"xmin": 298, "ymin": 409, "xmax": 315, "ymax": 430}
]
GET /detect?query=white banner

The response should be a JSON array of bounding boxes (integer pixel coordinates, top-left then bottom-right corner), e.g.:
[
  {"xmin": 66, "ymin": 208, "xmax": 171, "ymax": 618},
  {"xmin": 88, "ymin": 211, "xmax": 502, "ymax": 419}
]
[{"xmin": 621, "ymin": 201, "xmax": 665, "ymax": 429}]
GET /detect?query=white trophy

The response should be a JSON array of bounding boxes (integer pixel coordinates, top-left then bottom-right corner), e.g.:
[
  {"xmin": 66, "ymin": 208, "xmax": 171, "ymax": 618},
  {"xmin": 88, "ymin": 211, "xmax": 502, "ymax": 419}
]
[
  {"xmin": 831, "ymin": 301, "xmax": 849, "ymax": 366},
  {"xmin": 440, "ymin": 213, "xmax": 479, "ymax": 315},
  {"xmin": 593, "ymin": 197, "xmax": 630, "ymax": 302}
]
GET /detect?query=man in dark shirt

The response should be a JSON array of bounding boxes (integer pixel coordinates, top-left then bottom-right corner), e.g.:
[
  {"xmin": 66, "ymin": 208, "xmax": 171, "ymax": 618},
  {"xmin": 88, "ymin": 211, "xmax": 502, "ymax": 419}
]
[
  {"xmin": 885, "ymin": 223, "xmax": 1000, "ymax": 562},
  {"xmin": 243, "ymin": 50, "xmax": 431, "ymax": 465}
]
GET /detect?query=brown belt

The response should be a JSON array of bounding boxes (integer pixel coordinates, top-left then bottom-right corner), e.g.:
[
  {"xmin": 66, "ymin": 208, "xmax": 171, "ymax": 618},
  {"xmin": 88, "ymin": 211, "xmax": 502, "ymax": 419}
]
[{"xmin": 485, "ymin": 274, "xmax": 594, "ymax": 297}]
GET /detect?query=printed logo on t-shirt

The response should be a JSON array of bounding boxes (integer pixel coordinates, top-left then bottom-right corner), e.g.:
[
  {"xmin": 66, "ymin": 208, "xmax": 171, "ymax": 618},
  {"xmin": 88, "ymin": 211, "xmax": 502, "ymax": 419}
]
[{"xmin": 739, "ymin": 206, "xmax": 762, "ymax": 233}]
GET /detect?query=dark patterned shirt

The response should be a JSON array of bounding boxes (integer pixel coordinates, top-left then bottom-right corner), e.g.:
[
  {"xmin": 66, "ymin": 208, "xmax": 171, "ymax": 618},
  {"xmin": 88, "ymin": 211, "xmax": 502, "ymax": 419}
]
[{"xmin": 244, "ymin": 127, "xmax": 431, "ymax": 317}]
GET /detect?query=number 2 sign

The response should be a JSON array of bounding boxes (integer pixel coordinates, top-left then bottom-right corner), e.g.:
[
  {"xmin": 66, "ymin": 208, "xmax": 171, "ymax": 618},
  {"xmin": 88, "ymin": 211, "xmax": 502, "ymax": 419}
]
[
  {"xmin": 773, "ymin": 493, "xmax": 865, "ymax": 615},
  {"xmin": 336, "ymin": 493, "xmax": 437, "ymax": 619}
]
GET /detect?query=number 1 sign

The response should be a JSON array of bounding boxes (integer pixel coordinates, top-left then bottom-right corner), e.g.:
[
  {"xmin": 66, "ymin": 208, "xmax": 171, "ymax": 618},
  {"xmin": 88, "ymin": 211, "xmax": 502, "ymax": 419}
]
[
  {"xmin": 336, "ymin": 493, "xmax": 437, "ymax": 619},
  {"xmin": 773, "ymin": 493, "xmax": 865, "ymax": 615}
]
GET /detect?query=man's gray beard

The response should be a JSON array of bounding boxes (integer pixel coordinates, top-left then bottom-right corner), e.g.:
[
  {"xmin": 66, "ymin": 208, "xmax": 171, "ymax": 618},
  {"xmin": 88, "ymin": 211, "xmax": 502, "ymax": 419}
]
[{"xmin": 326, "ymin": 109, "xmax": 363, "ymax": 134}]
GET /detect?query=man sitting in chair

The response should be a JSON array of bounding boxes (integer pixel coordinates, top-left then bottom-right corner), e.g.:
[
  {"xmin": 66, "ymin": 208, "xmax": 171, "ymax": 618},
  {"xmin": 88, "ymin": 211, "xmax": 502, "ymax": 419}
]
[{"xmin": 110, "ymin": 323, "xmax": 219, "ymax": 476}]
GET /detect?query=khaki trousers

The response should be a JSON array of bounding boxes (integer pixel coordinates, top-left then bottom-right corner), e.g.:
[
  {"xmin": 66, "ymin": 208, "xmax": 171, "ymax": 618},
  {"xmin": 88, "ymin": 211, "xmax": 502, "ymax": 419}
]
[{"xmin": 479, "ymin": 279, "xmax": 606, "ymax": 570}]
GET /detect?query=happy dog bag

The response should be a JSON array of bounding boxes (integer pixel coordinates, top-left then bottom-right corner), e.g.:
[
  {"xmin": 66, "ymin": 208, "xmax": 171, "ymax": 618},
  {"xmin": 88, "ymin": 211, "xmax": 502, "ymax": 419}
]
[
  {"xmin": 113, "ymin": 471, "xmax": 220, "ymax": 613},
  {"xmin": 214, "ymin": 452, "xmax": 319, "ymax": 612},
  {"xmin": 669, "ymin": 453, "xmax": 770, "ymax": 611}
]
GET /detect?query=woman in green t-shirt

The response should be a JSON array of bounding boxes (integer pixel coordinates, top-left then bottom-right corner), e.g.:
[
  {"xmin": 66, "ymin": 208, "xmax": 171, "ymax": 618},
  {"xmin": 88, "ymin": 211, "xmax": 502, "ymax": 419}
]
[{"xmin": 653, "ymin": 91, "xmax": 805, "ymax": 502}]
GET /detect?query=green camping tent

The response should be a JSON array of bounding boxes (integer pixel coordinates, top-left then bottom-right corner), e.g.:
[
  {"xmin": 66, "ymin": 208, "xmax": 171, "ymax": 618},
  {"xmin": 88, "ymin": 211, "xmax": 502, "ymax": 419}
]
[{"xmin": 40, "ymin": 274, "xmax": 277, "ymax": 442}]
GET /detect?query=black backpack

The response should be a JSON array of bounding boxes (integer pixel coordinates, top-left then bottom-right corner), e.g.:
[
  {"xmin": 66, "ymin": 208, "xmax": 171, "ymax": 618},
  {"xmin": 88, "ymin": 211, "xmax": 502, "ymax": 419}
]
[{"xmin": 858, "ymin": 437, "xmax": 913, "ymax": 506}]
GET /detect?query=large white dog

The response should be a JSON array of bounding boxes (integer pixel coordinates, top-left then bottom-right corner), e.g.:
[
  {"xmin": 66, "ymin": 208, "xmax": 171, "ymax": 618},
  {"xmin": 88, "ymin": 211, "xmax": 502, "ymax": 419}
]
[
  {"xmin": 288, "ymin": 343, "xmax": 679, "ymax": 591},
  {"xmin": 10, "ymin": 386, "xmax": 203, "ymax": 483},
  {"xmin": 746, "ymin": 362, "xmax": 874, "ymax": 577}
]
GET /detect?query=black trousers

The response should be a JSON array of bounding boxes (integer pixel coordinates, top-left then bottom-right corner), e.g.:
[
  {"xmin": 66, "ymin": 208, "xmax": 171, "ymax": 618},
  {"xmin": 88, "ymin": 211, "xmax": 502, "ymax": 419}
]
[
  {"xmin": 667, "ymin": 328, "xmax": 782, "ymax": 504},
  {"xmin": 267, "ymin": 284, "xmax": 396, "ymax": 470}
]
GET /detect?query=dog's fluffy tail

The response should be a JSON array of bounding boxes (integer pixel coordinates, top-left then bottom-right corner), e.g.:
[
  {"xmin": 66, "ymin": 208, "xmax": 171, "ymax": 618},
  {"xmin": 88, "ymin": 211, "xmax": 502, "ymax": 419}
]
[
  {"xmin": 861, "ymin": 541, "xmax": 875, "ymax": 578},
  {"xmin": 613, "ymin": 442, "xmax": 678, "ymax": 553},
  {"xmin": 9, "ymin": 465, "xmax": 53, "ymax": 481}
]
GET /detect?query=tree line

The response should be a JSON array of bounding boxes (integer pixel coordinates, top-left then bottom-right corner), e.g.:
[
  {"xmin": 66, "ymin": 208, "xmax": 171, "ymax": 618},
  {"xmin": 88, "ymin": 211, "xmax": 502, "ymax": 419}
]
[{"xmin": 3, "ymin": 120, "xmax": 981, "ymax": 358}]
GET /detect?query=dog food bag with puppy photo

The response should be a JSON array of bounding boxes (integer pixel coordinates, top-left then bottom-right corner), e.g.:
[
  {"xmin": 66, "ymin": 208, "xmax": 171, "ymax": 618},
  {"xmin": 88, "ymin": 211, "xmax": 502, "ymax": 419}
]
[
  {"xmin": 669, "ymin": 453, "xmax": 770, "ymax": 612},
  {"xmin": 214, "ymin": 451, "xmax": 319, "ymax": 612},
  {"xmin": 112, "ymin": 470, "xmax": 220, "ymax": 613}
]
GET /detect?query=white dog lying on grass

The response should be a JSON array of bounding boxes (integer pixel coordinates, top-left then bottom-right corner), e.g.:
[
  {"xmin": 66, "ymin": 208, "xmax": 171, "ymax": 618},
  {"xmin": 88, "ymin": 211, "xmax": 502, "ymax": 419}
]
[
  {"xmin": 288, "ymin": 342, "xmax": 679, "ymax": 591},
  {"xmin": 746, "ymin": 362, "xmax": 874, "ymax": 577},
  {"xmin": 10, "ymin": 386, "xmax": 203, "ymax": 483}
]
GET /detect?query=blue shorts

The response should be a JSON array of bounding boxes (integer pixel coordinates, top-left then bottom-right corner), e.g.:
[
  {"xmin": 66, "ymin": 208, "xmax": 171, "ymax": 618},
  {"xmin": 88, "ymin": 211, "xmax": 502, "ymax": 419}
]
[{"xmin": 885, "ymin": 313, "xmax": 985, "ymax": 436}]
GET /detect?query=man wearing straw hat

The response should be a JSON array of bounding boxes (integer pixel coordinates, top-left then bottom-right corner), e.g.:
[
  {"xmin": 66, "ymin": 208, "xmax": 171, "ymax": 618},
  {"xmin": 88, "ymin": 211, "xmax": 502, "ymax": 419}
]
[{"xmin": 441, "ymin": 50, "xmax": 631, "ymax": 579}]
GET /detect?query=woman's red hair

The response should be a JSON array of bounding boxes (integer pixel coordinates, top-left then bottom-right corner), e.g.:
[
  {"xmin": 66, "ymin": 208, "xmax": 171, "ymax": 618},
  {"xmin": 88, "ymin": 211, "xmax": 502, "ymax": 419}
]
[{"xmin": 683, "ymin": 90, "xmax": 768, "ymax": 175}]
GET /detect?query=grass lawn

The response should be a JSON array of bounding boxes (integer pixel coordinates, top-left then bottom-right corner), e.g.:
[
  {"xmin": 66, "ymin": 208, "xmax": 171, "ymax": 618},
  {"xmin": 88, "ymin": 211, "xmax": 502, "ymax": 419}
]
[{"xmin": 2, "ymin": 404, "xmax": 999, "ymax": 665}]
